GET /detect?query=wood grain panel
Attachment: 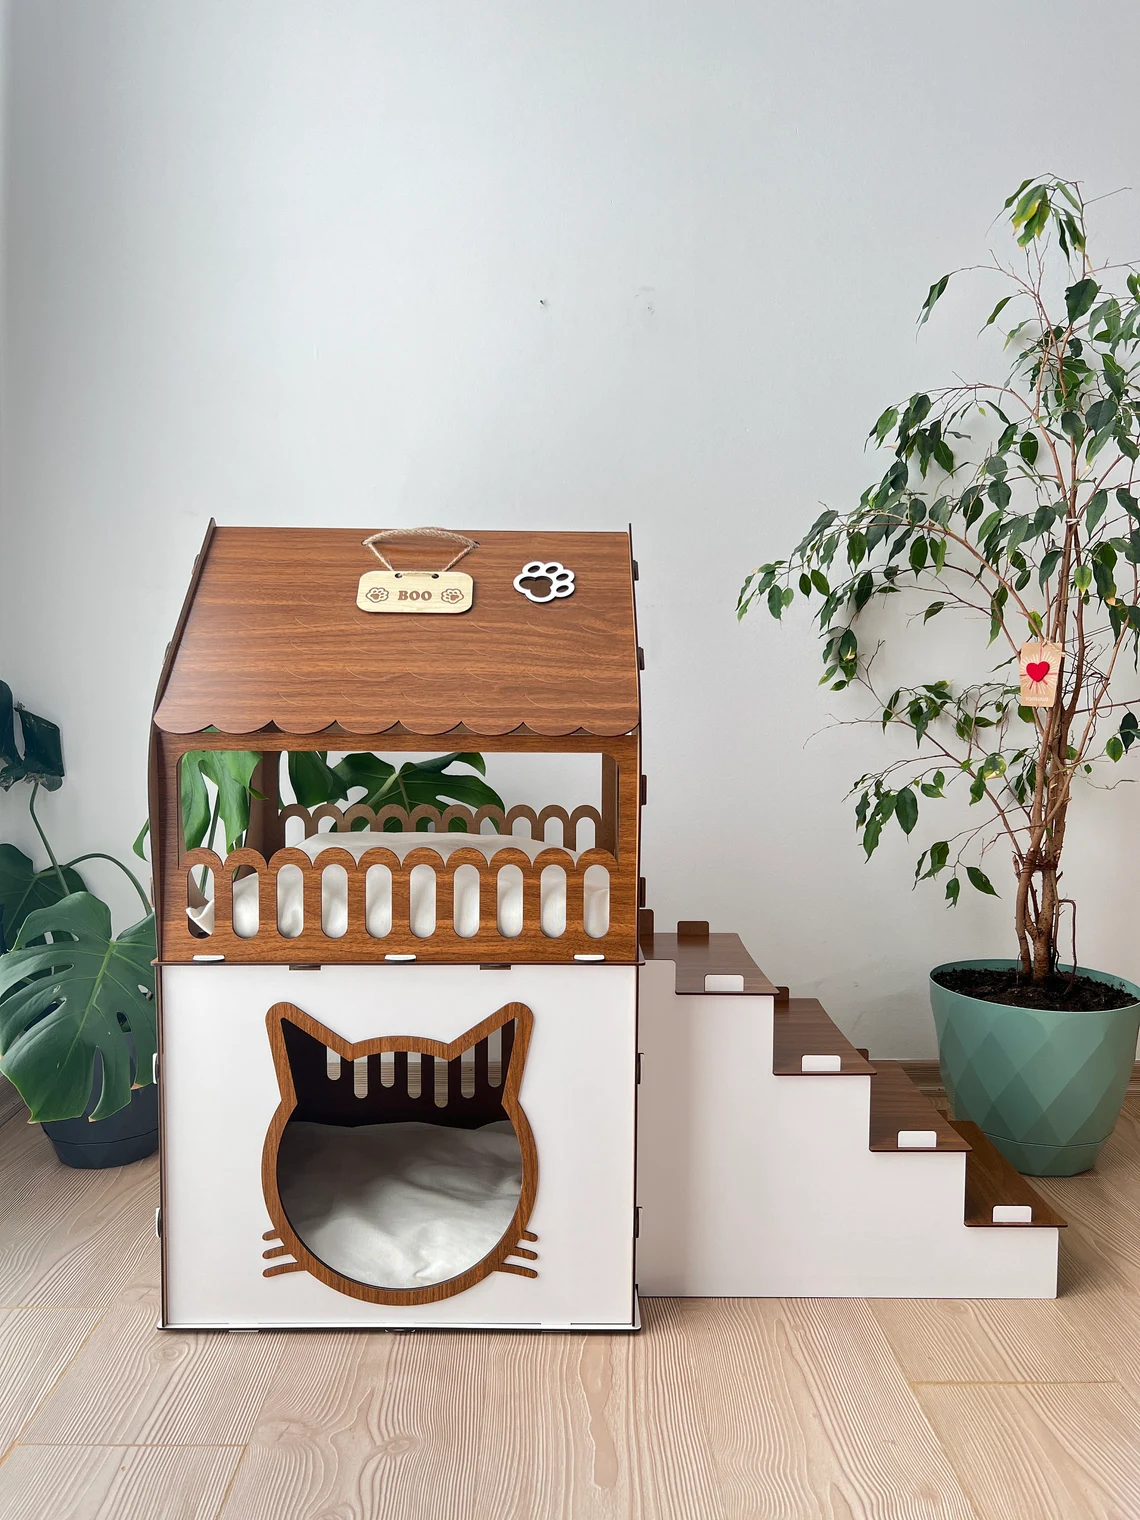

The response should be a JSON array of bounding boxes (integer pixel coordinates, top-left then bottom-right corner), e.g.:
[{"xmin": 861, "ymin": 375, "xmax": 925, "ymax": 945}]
[
  {"xmin": 218, "ymin": 1299, "xmax": 724, "ymax": 1520},
  {"xmin": 772, "ymin": 999, "xmax": 877, "ymax": 1076},
  {"xmin": 870, "ymin": 1293, "xmax": 1110, "ymax": 1386},
  {"xmin": 917, "ymin": 1381, "xmax": 1140, "ymax": 1520},
  {"xmin": 0, "ymin": 1306, "xmax": 101, "ymax": 1452},
  {"xmin": 868, "ymin": 1062, "xmax": 970, "ymax": 1153},
  {"xmin": 153, "ymin": 527, "xmax": 640, "ymax": 737},
  {"xmin": 950, "ymin": 1120, "xmax": 1066, "ymax": 1228},
  {"xmin": 639, "ymin": 924, "xmax": 779, "ymax": 996},
  {"xmin": 0, "ymin": 1444, "xmax": 242, "ymax": 1520},
  {"xmin": 21, "ymin": 1305, "xmax": 284, "ymax": 1445},
  {"xmin": 0, "ymin": 1073, "xmax": 27, "ymax": 1127},
  {"xmin": 681, "ymin": 1296, "xmax": 978, "ymax": 1519},
  {"xmin": 0, "ymin": 1129, "xmax": 158, "ymax": 1310}
]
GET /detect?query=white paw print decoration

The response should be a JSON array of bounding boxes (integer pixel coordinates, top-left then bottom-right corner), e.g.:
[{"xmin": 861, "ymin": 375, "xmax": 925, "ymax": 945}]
[{"xmin": 513, "ymin": 561, "xmax": 576, "ymax": 604}]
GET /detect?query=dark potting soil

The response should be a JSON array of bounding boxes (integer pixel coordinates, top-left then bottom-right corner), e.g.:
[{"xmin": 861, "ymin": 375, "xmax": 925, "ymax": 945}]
[{"xmin": 932, "ymin": 966, "xmax": 1136, "ymax": 1012}]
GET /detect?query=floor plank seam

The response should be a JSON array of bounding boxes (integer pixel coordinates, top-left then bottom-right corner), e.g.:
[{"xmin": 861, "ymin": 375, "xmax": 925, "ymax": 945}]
[
  {"xmin": 4, "ymin": 1308, "xmax": 111, "ymax": 1454},
  {"xmin": 909, "ymin": 1378, "xmax": 1119, "ymax": 1388},
  {"xmin": 212, "ymin": 1446, "xmax": 252, "ymax": 1520}
]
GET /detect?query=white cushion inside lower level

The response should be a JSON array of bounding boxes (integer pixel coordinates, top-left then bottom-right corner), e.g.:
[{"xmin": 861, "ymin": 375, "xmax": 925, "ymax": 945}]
[{"xmin": 276, "ymin": 1119, "xmax": 523, "ymax": 1290}]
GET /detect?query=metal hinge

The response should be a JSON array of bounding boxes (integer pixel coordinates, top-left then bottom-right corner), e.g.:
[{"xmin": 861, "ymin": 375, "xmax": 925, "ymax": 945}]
[
  {"xmin": 634, "ymin": 1206, "xmax": 641, "ymax": 1239},
  {"xmin": 636, "ymin": 1052, "xmax": 642, "ymax": 1084},
  {"xmin": 640, "ymin": 775, "xmax": 647, "ymax": 806},
  {"xmin": 155, "ymin": 1207, "xmax": 162, "ymax": 1240},
  {"xmin": 637, "ymin": 646, "xmax": 645, "ymax": 670}
]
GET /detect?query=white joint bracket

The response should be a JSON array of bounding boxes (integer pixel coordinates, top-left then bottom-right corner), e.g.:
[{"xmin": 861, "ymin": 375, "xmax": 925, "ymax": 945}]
[
  {"xmin": 704, "ymin": 974, "xmax": 745, "ymax": 992},
  {"xmin": 897, "ymin": 1129, "xmax": 938, "ymax": 1149},
  {"xmin": 801, "ymin": 1054, "xmax": 842, "ymax": 1073},
  {"xmin": 993, "ymin": 1204, "xmax": 1033, "ymax": 1223},
  {"xmin": 152, "ymin": 1052, "xmax": 159, "ymax": 1085},
  {"xmin": 384, "ymin": 953, "xmax": 416, "ymax": 962}
]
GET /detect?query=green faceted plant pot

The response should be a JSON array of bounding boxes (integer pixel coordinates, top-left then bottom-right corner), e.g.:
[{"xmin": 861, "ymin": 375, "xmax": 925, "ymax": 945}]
[{"xmin": 930, "ymin": 960, "xmax": 1140, "ymax": 1176}]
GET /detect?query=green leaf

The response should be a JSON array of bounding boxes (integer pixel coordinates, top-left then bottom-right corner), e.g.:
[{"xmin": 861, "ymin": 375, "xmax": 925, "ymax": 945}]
[
  {"xmin": 945, "ymin": 876, "xmax": 960, "ymax": 906},
  {"xmin": 918, "ymin": 274, "xmax": 951, "ymax": 328},
  {"xmin": 909, "ymin": 537, "xmax": 928, "ymax": 573},
  {"xmin": 981, "ymin": 295, "xmax": 1014, "ymax": 332},
  {"xmin": 1019, "ymin": 432, "xmax": 1039, "ymax": 466},
  {"xmin": 870, "ymin": 407, "xmax": 898, "ymax": 445},
  {"xmin": 0, "ymin": 682, "xmax": 66, "ymax": 792},
  {"xmin": 194, "ymin": 750, "xmax": 260, "ymax": 852},
  {"xmin": 1061, "ymin": 411, "xmax": 1085, "ymax": 445},
  {"xmin": 862, "ymin": 813, "xmax": 883, "ymax": 858},
  {"xmin": 331, "ymin": 753, "xmax": 504, "ymax": 828},
  {"xmin": 1039, "ymin": 548, "xmax": 1063, "ymax": 587},
  {"xmin": 1106, "ymin": 735, "xmax": 1124, "ymax": 762},
  {"xmin": 0, "ymin": 893, "xmax": 156, "ymax": 1122},
  {"xmin": 767, "ymin": 584, "xmax": 785, "ymax": 619},
  {"xmin": 0, "ymin": 845, "xmax": 86, "ymax": 954},
  {"xmin": 920, "ymin": 840, "xmax": 949, "ymax": 878},
  {"xmin": 179, "ymin": 753, "xmax": 211, "ymax": 850},
  {"xmin": 923, "ymin": 601, "xmax": 944, "ymax": 623},
  {"xmin": 895, "ymin": 787, "xmax": 918, "ymax": 835},
  {"xmin": 287, "ymin": 751, "xmax": 344, "ymax": 809},
  {"xmin": 1065, "ymin": 278, "xmax": 1099, "ymax": 324},
  {"xmin": 1085, "ymin": 490, "xmax": 1108, "ymax": 535},
  {"xmin": 810, "ymin": 569, "xmax": 830, "ymax": 595},
  {"xmin": 966, "ymin": 865, "xmax": 999, "ymax": 897},
  {"xmin": 1121, "ymin": 711, "xmax": 1139, "ymax": 752}
]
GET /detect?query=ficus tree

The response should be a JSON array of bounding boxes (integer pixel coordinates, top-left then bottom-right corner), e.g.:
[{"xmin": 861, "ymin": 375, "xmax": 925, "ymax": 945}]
[{"xmin": 739, "ymin": 177, "xmax": 1140, "ymax": 983}]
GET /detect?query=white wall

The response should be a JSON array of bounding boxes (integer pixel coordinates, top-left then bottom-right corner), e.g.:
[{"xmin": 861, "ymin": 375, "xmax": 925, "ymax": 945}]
[{"xmin": 2, "ymin": 0, "xmax": 1139, "ymax": 1056}]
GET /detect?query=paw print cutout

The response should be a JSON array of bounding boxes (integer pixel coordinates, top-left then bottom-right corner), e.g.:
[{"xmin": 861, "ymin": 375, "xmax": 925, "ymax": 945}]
[
  {"xmin": 365, "ymin": 585, "xmax": 389, "ymax": 604},
  {"xmin": 514, "ymin": 561, "xmax": 576, "ymax": 604},
  {"xmin": 441, "ymin": 585, "xmax": 465, "ymax": 605}
]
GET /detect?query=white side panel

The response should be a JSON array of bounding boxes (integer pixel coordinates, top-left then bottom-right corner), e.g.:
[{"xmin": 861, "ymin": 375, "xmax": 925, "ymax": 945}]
[
  {"xmin": 161, "ymin": 963, "xmax": 636, "ymax": 1328},
  {"xmin": 637, "ymin": 961, "xmax": 1058, "ymax": 1299}
]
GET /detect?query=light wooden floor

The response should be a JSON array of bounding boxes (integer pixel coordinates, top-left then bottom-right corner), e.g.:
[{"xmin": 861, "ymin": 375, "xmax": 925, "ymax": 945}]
[{"xmin": 3, "ymin": 1080, "xmax": 1140, "ymax": 1520}]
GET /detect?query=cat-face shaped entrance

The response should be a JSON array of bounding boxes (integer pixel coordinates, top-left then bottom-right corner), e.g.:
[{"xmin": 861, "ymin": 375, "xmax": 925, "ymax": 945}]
[{"xmin": 260, "ymin": 1001, "xmax": 538, "ymax": 1305}]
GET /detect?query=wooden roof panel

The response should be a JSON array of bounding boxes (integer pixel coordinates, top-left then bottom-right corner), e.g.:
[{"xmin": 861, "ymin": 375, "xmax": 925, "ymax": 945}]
[{"xmin": 153, "ymin": 527, "xmax": 640, "ymax": 737}]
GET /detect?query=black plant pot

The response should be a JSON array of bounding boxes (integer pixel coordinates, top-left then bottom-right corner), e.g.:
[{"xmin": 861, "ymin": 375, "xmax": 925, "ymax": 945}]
[{"xmin": 41, "ymin": 1063, "xmax": 159, "ymax": 1170}]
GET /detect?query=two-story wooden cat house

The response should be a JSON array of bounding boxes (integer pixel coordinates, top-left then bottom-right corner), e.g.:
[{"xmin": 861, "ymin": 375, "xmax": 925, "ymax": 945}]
[{"xmin": 150, "ymin": 526, "xmax": 642, "ymax": 1329}]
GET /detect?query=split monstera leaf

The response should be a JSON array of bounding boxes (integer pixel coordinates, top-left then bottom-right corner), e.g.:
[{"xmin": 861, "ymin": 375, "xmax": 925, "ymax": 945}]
[
  {"xmin": 134, "ymin": 747, "xmax": 505, "ymax": 858},
  {"xmin": 0, "ymin": 680, "xmax": 155, "ymax": 1123},
  {"xmin": 0, "ymin": 893, "xmax": 156, "ymax": 1123}
]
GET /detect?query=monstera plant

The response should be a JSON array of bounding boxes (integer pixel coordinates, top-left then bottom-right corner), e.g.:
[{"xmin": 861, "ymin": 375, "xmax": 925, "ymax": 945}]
[
  {"xmin": 739, "ymin": 178, "xmax": 1140, "ymax": 1175},
  {"xmin": 0, "ymin": 682, "xmax": 157, "ymax": 1152},
  {"xmin": 134, "ymin": 747, "xmax": 505, "ymax": 864}
]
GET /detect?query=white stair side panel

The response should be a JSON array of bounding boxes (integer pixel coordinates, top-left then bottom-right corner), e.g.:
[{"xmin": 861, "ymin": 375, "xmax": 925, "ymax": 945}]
[
  {"xmin": 161, "ymin": 963, "xmax": 637, "ymax": 1329},
  {"xmin": 636, "ymin": 961, "xmax": 1058, "ymax": 1299}
]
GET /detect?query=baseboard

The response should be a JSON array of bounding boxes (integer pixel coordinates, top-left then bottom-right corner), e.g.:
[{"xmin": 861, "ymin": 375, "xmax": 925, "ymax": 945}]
[{"xmin": 902, "ymin": 1060, "xmax": 1140, "ymax": 1098}]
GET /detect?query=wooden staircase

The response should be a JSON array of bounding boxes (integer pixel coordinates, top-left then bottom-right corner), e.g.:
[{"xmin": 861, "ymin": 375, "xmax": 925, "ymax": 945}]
[
  {"xmin": 636, "ymin": 915, "xmax": 1065, "ymax": 1296},
  {"xmin": 771, "ymin": 987, "xmax": 1063, "ymax": 1229}
]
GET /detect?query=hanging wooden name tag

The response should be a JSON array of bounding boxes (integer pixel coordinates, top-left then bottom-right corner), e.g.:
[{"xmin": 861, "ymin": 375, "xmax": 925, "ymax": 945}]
[
  {"xmin": 356, "ymin": 569, "xmax": 474, "ymax": 614},
  {"xmin": 1019, "ymin": 639, "xmax": 1062, "ymax": 707}
]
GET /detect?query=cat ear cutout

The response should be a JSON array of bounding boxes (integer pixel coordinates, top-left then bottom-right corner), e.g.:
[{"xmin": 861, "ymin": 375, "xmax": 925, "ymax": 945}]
[{"xmin": 261, "ymin": 1000, "xmax": 538, "ymax": 1306}]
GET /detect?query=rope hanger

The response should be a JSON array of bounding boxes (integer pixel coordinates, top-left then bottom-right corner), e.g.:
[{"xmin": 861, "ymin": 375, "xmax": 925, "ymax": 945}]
[{"xmin": 362, "ymin": 528, "xmax": 479, "ymax": 574}]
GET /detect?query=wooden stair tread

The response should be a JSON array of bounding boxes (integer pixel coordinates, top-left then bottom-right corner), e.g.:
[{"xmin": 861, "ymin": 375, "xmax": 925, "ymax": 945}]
[
  {"xmin": 772, "ymin": 999, "xmax": 875, "ymax": 1076},
  {"xmin": 640, "ymin": 920, "xmax": 778, "ymax": 996},
  {"xmin": 949, "ymin": 1119, "xmax": 1067, "ymax": 1229},
  {"xmin": 868, "ymin": 1061, "xmax": 970, "ymax": 1152}
]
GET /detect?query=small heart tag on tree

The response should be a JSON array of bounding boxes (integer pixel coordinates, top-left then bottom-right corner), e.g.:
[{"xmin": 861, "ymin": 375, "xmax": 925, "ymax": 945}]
[{"xmin": 1019, "ymin": 639, "xmax": 1062, "ymax": 708}]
